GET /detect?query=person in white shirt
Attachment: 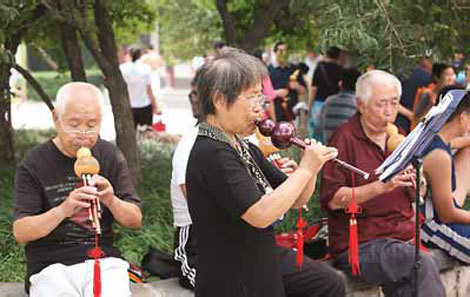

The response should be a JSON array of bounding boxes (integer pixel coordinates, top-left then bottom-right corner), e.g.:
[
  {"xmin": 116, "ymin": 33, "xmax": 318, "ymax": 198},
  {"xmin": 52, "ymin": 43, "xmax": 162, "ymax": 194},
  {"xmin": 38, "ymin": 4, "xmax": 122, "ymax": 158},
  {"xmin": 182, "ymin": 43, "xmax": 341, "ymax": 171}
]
[
  {"xmin": 119, "ymin": 48, "xmax": 161, "ymax": 128},
  {"xmin": 170, "ymin": 81, "xmax": 199, "ymax": 289}
]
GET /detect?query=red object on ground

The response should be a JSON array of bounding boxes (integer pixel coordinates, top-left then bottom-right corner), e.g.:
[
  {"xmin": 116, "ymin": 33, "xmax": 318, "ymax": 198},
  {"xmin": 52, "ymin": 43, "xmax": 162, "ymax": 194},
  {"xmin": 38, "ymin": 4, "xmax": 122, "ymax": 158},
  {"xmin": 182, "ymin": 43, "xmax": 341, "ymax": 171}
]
[
  {"xmin": 275, "ymin": 222, "xmax": 322, "ymax": 249},
  {"xmin": 152, "ymin": 121, "xmax": 166, "ymax": 132}
]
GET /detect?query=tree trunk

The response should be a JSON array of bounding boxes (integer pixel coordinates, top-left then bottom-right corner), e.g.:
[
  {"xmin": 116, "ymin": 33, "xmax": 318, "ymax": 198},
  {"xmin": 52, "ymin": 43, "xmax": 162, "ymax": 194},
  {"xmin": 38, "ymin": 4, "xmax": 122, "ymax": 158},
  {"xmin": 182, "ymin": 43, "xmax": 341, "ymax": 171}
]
[
  {"xmin": 0, "ymin": 64, "xmax": 15, "ymax": 162},
  {"xmin": 216, "ymin": 0, "xmax": 237, "ymax": 45},
  {"xmin": 0, "ymin": 35, "xmax": 22, "ymax": 163},
  {"xmin": 0, "ymin": 4, "xmax": 46, "ymax": 162},
  {"xmin": 59, "ymin": 0, "xmax": 87, "ymax": 81},
  {"xmin": 103, "ymin": 70, "xmax": 141, "ymax": 185},
  {"xmin": 239, "ymin": 0, "xmax": 290, "ymax": 52},
  {"xmin": 92, "ymin": 0, "xmax": 141, "ymax": 186},
  {"xmin": 61, "ymin": 26, "xmax": 87, "ymax": 81}
]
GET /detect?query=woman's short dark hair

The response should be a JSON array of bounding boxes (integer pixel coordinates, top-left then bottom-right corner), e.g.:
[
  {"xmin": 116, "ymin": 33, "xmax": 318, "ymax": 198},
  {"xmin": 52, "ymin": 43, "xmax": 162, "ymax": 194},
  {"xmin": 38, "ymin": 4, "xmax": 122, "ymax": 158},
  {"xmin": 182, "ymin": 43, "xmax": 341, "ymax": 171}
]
[{"xmin": 196, "ymin": 47, "xmax": 267, "ymax": 121}]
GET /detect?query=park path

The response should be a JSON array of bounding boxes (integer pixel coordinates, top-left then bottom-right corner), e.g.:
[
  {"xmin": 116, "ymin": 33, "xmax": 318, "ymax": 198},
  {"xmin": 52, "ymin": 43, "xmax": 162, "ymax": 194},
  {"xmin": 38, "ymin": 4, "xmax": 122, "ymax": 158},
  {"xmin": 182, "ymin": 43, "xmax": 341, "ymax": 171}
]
[{"xmin": 11, "ymin": 64, "xmax": 195, "ymax": 141}]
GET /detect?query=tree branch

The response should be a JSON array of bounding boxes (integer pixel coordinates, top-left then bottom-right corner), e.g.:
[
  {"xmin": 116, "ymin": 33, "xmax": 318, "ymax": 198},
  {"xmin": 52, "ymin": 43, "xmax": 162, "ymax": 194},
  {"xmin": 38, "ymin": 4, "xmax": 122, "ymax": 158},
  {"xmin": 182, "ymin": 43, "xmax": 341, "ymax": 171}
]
[
  {"xmin": 375, "ymin": 0, "xmax": 407, "ymax": 55},
  {"xmin": 93, "ymin": 0, "xmax": 119, "ymax": 68},
  {"xmin": 12, "ymin": 63, "xmax": 55, "ymax": 111}
]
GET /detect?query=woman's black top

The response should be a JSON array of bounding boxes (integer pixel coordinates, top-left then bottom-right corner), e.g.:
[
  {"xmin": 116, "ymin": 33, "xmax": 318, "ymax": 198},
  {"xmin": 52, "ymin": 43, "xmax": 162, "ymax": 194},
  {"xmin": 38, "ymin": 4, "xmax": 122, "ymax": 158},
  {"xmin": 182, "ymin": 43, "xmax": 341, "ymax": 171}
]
[{"xmin": 186, "ymin": 128, "xmax": 287, "ymax": 297}]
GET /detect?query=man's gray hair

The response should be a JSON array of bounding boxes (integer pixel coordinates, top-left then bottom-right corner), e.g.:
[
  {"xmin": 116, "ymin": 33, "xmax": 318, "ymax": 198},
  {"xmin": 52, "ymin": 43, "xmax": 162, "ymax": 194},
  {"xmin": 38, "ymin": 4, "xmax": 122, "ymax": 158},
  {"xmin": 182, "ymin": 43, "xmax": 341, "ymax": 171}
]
[
  {"xmin": 196, "ymin": 47, "xmax": 268, "ymax": 121},
  {"xmin": 55, "ymin": 82, "xmax": 104, "ymax": 116},
  {"xmin": 356, "ymin": 70, "xmax": 402, "ymax": 102}
]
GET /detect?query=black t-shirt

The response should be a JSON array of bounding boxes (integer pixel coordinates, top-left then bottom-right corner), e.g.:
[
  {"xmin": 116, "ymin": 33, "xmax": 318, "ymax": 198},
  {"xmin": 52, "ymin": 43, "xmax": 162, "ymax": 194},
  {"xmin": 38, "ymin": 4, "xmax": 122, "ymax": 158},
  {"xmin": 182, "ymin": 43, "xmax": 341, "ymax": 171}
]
[
  {"xmin": 186, "ymin": 136, "xmax": 287, "ymax": 297},
  {"xmin": 13, "ymin": 139, "xmax": 141, "ymax": 292},
  {"xmin": 311, "ymin": 61, "xmax": 342, "ymax": 101},
  {"xmin": 269, "ymin": 65, "xmax": 307, "ymax": 121}
]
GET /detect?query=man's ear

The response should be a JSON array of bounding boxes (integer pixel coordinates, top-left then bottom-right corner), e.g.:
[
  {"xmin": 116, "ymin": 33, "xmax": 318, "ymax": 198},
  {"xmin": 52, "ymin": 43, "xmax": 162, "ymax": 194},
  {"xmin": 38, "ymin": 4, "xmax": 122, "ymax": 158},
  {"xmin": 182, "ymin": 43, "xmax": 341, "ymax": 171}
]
[
  {"xmin": 356, "ymin": 97, "xmax": 363, "ymax": 112},
  {"xmin": 52, "ymin": 109, "xmax": 58, "ymax": 122}
]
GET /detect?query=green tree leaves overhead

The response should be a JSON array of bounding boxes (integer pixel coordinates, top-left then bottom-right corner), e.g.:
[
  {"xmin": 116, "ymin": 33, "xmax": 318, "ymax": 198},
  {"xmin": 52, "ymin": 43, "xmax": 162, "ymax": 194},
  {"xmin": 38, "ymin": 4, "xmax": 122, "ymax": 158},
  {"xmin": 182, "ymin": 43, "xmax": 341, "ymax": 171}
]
[{"xmin": 156, "ymin": 0, "xmax": 470, "ymax": 73}]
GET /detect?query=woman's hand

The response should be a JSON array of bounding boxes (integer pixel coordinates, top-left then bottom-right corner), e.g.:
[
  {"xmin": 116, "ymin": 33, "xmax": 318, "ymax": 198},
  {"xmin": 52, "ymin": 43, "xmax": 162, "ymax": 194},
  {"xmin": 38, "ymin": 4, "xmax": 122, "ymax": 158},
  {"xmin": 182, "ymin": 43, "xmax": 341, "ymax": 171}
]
[
  {"xmin": 299, "ymin": 139, "xmax": 338, "ymax": 174},
  {"xmin": 276, "ymin": 157, "xmax": 298, "ymax": 176}
]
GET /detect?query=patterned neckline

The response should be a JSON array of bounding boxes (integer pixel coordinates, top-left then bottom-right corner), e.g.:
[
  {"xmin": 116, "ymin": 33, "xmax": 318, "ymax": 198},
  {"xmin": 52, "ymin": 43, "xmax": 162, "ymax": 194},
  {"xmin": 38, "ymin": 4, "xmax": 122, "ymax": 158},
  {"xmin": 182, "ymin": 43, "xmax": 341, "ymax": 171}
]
[{"xmin": 198, "ymin": 122, "xmax": 273, "ymax": 194}]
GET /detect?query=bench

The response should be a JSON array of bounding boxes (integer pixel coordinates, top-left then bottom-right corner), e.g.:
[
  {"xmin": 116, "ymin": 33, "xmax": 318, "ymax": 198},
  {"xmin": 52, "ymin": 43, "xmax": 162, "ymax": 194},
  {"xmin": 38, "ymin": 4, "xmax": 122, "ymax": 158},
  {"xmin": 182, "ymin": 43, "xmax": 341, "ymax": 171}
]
[
  {"xmin": 343, "ymin": 248, "xmax": 470, "ymax": 297},
  {"xmin": 1, "ymin": 249, "xmax": 468, "ymax": 297}
]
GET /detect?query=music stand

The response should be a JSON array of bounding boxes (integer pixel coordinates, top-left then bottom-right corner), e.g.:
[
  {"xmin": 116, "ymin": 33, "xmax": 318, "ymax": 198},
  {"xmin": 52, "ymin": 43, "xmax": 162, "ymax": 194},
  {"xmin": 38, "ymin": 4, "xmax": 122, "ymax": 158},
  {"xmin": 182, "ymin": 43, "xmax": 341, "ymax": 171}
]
[{"xmin": 375, "ymin": 89, "xmax": 467, "ymax": 297}]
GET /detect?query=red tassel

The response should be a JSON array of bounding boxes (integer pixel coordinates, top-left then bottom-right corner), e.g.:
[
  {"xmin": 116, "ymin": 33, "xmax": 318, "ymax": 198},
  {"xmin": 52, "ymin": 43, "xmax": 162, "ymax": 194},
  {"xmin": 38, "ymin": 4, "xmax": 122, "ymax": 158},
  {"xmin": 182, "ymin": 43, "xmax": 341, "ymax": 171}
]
[
  {"xmin": 94, "ymin": 259, "xmax": 101, "ymax": 297},
  {"xmin": 296, "ymin": 208, "xmax": 307, "ymax": 270},
  {"xmin": 349, "ymin": 215, "xmax": 360, "ymax": 276},
  {"xmin": 87, "ymin": 233, "xmax": 104, "ymax": 297},
  {"xmin": 346, "ymin": 173, "xmax": 361, "ymax": 276},
  {"xmin": 413, "ymin": 213, "xmax": 429, "ymax": 253}
]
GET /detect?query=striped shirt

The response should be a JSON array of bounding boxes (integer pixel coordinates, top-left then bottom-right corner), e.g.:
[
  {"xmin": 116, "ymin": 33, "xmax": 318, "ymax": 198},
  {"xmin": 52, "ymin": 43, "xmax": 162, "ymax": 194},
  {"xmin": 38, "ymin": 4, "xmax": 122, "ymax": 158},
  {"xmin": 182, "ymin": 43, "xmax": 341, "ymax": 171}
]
[{"xmin": 318, "ymin": 90, "xmax": 357, "ymax": 143}]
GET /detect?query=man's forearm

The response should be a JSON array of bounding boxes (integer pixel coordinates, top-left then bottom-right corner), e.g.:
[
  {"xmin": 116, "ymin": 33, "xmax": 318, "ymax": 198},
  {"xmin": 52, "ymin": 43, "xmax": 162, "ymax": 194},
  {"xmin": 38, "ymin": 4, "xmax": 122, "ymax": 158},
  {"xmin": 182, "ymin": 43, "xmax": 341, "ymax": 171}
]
[
  {"xmin": 13, "ymin": 206, "xmax": 66, "ymax": 244},
  {"xmin": 107, "ymin": 197, "xmax": 142, "ymax": 229},
  {"xmin": 328, "ymin": 181, "xmax": 388, "ymax": 210}
]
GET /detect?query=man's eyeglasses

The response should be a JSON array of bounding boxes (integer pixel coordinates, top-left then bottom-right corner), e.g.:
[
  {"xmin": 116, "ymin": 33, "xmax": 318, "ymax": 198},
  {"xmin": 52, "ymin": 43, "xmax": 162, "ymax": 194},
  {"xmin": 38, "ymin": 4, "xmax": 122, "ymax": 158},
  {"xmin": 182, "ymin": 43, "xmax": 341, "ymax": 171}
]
[{"xmin": 58, "ymin": 117, "xmax": 99, "ymax": 137}]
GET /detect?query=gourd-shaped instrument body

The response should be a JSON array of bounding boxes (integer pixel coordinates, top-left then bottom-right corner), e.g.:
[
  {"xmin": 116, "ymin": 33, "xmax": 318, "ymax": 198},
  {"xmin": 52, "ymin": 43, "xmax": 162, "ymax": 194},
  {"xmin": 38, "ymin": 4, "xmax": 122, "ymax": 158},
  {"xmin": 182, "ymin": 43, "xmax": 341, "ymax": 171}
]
[
  {"xmin": 74, "ymin": 147, "xmax": 102, "ymax": 234},
  {"xmin": 386, "ymin": 123, "xmax": 405, "ymax": 152}
]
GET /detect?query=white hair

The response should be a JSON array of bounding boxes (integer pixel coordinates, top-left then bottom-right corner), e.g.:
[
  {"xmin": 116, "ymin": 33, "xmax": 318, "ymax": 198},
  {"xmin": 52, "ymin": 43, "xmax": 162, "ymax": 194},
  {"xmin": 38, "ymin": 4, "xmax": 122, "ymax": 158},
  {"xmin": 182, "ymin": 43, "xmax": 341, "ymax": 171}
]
[
  {"xmin": 356, "ymin": 70, "xmax": 402, "ymax": 102},
  {"xmin": 55, "ymin": 82, "xmax": 104, "ymax": 117}
]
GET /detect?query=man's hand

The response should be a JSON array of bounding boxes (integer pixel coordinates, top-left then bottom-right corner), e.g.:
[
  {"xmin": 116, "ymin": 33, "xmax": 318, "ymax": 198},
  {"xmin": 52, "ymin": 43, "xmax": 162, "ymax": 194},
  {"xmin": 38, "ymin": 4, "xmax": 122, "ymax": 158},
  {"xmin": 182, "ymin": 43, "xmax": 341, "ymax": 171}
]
[
  {"xmin": 59, "ymin": 186, "xmax": 97, "ymax": 218},
  {"xmin": 275, "ymin": 88, "xmax": 289, "ymax": 98},
  {"xmin": 288, "ymin": 81, "xmax": 301, "ymax": 91},
  {"xmin": 90, "ymin": 175, "xmax": 115, "ymax": 208},
  {"xmin": 382, "ymin": 168, "xmax": 415, "ymax": 193},
  {"xmin": 152, "ymin": 101, "xmax": 162, "ymax": 115}
]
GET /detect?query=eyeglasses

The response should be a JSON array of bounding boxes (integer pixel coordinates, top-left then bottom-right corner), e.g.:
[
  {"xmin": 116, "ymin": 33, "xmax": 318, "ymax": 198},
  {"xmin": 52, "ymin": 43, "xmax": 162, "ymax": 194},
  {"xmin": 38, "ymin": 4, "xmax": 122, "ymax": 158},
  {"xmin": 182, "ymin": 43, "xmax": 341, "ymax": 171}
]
[
  {"xmin": 58, "ymin": 117, "xmax": 100, "ymax": 137},
  {"xmin": 244, "ymin": 93, "xmax": 267, "ymax": 108}
]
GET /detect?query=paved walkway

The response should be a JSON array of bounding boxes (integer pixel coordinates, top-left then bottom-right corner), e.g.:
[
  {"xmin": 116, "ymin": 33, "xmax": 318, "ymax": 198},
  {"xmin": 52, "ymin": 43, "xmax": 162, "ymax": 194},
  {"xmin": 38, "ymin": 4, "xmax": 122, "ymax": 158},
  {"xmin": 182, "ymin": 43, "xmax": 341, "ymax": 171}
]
[{"xmin": 11, "ymin": 64, "xmax": 195, "ymax": 141}]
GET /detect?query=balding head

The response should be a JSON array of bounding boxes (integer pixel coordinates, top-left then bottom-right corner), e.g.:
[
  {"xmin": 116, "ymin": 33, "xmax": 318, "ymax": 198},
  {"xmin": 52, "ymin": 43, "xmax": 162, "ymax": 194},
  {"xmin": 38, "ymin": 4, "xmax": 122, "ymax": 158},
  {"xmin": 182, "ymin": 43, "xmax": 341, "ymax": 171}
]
[
  {"xmin": 55, "ymin": 82, "xmax": 104, "ymax": 117},
  {"xmin": 53, "ymin": 82, "xmax": 104, "ymax": 157}
]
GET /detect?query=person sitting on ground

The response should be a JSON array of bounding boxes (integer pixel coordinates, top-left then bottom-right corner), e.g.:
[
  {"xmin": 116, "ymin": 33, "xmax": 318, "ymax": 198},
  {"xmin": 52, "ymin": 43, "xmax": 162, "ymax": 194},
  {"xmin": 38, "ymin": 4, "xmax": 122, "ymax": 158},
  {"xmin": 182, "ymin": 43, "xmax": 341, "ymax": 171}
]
[
  {"xmin": 419, "ymin": 87, "xmax": 470, "ymax": 264},
  {"xmin": 13, "ymin": 82, "xmax": 142, "ymax": 296},
  {"xmin": 320, "ymin": 70, "xmax": 445, "ymax": 297}
]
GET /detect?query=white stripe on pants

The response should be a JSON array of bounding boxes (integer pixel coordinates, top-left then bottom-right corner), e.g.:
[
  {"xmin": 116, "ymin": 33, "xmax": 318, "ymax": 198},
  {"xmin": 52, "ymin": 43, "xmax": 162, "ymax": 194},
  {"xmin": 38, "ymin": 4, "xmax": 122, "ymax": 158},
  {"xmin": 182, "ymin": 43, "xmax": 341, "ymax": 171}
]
[
  {"xmin": 174, "ymin": 225, "xmax": 196, "ymax": 287},
  {"xmin": 29, "ymin": 257, "xmax": 130, "ymax": 297}
]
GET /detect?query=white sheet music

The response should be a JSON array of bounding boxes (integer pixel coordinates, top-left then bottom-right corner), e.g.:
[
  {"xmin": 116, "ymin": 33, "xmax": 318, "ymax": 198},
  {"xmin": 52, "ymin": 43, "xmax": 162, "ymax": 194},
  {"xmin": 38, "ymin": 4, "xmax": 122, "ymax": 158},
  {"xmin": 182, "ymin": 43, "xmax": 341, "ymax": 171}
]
[{"xmin": 376, "ymin": 90, "xmax": 466, "ymax": 182}]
